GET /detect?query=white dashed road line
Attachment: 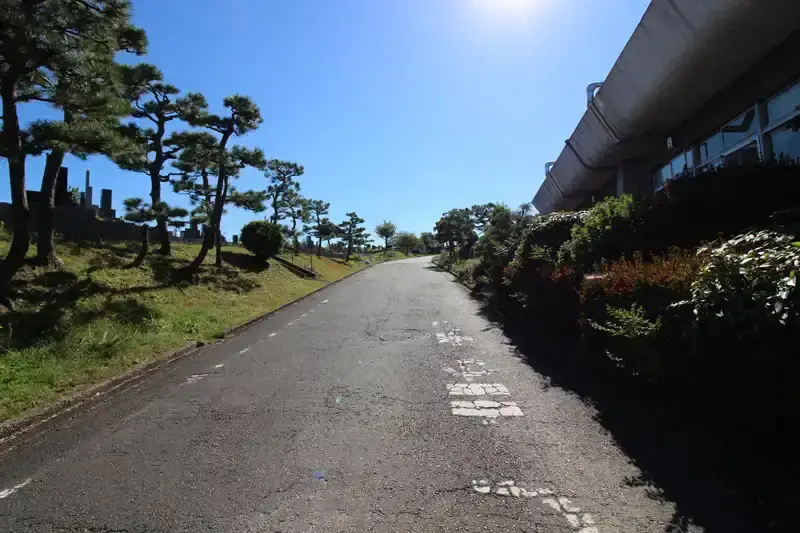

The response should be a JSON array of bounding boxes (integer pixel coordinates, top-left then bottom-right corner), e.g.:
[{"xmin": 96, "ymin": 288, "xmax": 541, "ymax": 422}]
[
  {"xmin": 471, "ymin": 480, "xmax": 598, "ymax": 532},
  {"xmin": 447, "ymin": 383, "xmax": 510, "ymax": 396},
  {"xmin": 321, "ymin": 300, "xmax": 329, "ymax": 304},
  {"xmin": 238, "ymin": 348, "xmax": 250, "ymax": 354},
  {"xmin": 184, "ymin": 374, "xmax": 208, "ymax": 385},
  {"xmin": 268, "ymin": 333, "xmax": 276, "ymax": 338},
  {"xmin": 0, "ymin": 479, "xmax": 31, "ymax": 499},
  {"xmin": 214, "ymin": 364, "xmax": 224, "ymax": 369},
  {"xmin": 451, "ymin": 400, "xmax": 523, "ymax": 417}
]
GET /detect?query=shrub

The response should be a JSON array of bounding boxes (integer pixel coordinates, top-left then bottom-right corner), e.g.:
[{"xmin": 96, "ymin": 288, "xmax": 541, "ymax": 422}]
[
  {"xmin": 687, "ymin": 229, "xmax": 800, "ymax": 333},
  {"xmin": 240, "ymin": 221, "xmax": 283, "ymax": 259},
  {"xmin": 579, "ymin": 250, "xmax": 701, "ymax": 379},
  {"xmin": 558, "ymin": 195, "xmax": 640, "ymax": 272}
]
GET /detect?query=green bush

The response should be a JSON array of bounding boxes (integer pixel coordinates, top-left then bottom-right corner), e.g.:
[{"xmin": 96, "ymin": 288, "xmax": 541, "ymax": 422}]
[
  {"xmin": 579, "ymin": 250, "xmax": 701, "ymax": 379},
  {"xmin": 240, "ymin": 221, "xmax": 283, "ymax": 259},
  {"xmin": 558, "ymin": 195, "xmax": 640, "ymax": 272},
  {"xmin": 687, "ymin": 229, "xmax": 800, "ymax": 333},
  {"xmin": 558, "ymin": 163, "xmax": 800, "ymax": 273}
]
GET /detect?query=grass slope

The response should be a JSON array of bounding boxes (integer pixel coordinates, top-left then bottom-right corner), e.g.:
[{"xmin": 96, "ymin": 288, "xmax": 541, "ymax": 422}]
[{"xmin": 0, "ymin": 240, "xmax": 376, "ymax": 422}]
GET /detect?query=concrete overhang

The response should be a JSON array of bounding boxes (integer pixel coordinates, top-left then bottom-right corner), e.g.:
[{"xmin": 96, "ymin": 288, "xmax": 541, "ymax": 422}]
[{"xmin": 534, "ymin": 0, "xmax": 800, "ymax": 213}]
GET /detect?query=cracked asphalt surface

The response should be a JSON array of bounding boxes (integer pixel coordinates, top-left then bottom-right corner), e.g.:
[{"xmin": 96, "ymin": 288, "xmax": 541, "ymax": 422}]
[{"xmin": 0, "ymin": 257, "xmax": 677, "ymax": 532}]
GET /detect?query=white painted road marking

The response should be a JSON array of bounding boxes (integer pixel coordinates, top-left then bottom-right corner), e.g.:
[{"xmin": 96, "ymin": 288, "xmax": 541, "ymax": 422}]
[
  {"xmin": 268, "ymin": 333, "xmax": 276, "ymax": 338},
  {"xmin": 447, "ymin": 383, "xmax": 510, "ymax": 396},
  {"xmin": 436, "ymin": 332, "xmax": 448, "ymax": 344},
  {"xmin": 457, "ymin": 359, "xmax": 492, "ymax": 381},
  {"xmin": 321, "ymin": 300, "xmax": 328, "ymax": 304},
  {"xmin": 451, "ymin": 400, "xmax": 523, "ymax": 417},
  {"xmin": 214, "ymin": 364, "xmax": 224, "ymax": 369},
  {"xmin": 0, "ymin": 479, "xmax": 31, "ymax": 499},
  {"xmin": 432, "ymin": 321, "xmax": 439, "ymax": 327},
  {"xmin": 185, "ymin": 374, "xmax": 208, "ymax": 385},
  {"xmin": 286, "ymin": 321, "xmax": 296, "ymax": 326},
  {"xmin": 302, "ymin": 313, "xmax": 308, "ymax": 317},
  {"xmin": 238, "ymin": 348, "xmax": 250, "ymax": 354},
  {"xmin": 470, "ymin": 480, "xmax": 598, "ymax": 531}
]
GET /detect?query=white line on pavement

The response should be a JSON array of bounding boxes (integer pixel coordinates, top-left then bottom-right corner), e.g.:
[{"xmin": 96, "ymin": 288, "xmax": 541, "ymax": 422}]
[
  {"xmin": 321, "ymin": 300, "xmax": 329, "ymax": 304},
  {"xmin": 268, "ymin": 333, "xmax": 276, "ymax": 338},
  {"xmin": 450, "ymin": 400, "xmax": 523, "ymax": 417},
  {"xmin": 286, "ymin": 321, "xmax": 296, "ymax": 326},
  {"xmin": 470, "ymin": 480, "xmax": 598, "ymax": 532},
  {"xmin": 238, "ymin": 348, "xmax": 250, "ymax": 354},
  {"xmin": 214, "ymin": 364, "xmax": 224, "ymax": 369},
  {"xmin": 0, "ymin": 479, "xmax": 31, "ymax": 499},
  {"xmin": 447, "ymin": 383, "xmax": 510, "ymax": 396}
]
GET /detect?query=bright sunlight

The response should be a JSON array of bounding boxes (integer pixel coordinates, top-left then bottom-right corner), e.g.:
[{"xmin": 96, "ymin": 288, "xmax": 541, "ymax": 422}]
[{"xmin": 470, "ymin": 0, "xmax": 548, "ymax": 25}]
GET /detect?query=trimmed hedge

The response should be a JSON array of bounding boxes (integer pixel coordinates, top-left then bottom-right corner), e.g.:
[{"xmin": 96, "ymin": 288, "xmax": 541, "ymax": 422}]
[{"xmin": 240, "ymin": 221, "xmax": 284, "ymax": 259}]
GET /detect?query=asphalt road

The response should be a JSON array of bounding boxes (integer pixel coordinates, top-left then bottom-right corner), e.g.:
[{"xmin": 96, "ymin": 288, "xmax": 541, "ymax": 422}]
[{"xmin": 0, "ymin": 257, "xmax": 680, "ymax": 532}]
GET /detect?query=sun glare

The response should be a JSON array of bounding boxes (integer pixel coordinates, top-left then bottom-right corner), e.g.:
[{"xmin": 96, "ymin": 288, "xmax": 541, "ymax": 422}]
[{"xmin": 470, "ymin": 0, "xmax": 546, "ymax": 25}]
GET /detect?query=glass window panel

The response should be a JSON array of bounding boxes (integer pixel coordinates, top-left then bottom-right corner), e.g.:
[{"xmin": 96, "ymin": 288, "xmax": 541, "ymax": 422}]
[
  {"xmin": 723, "ymin": 141, "xmax": 760, "ymax": 167},
  {"xmin": 685, "ymin": 149, "xmax": 694, "ymax": 170},
  {"xmin": 770, "ymin": 123, "xmax": 800, "ymax": 163},
  {"xmin": 767, "ymin": 81, "xmax": 800, "ymax": 125},
  {"xmin": 700, "ymin": 132, "xmax": 724, "ymax": 161},
  {"xmin": 654, "ymin": 164, "xmax": 671, "ymax": 190},
  {"xmin": 722, "ymin": 109, "xmax": 758, "ymax": 148},
  {"xmin": 670, "ymin": 152, "xmax": 690, "ymax": 176}
]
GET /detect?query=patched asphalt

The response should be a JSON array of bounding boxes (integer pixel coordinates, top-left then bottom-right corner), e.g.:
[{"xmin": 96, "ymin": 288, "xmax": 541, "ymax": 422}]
[{"xmin": 0, "ymin": 257, "xmax": 679, "ymax": 532}]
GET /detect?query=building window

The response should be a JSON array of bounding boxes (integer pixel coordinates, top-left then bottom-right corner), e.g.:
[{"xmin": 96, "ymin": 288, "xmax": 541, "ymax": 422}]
[
  {"xmin": 700, "ymin": 131, "xmax": 724, "ymax": 162},
  {"xmin": 721, "ymin": 109, "xmax": 758, "ymax": 147},
  {"xmin": 654, "ymin": 149, "xmax": 694, "ymax": 190},
  {"xmin": 767, "ymin": 80, "xmax": 800, "ymax": 126},
  {"xmin": 723, "ymin": 140, "xmax": 760, "ymax": 167},
  {"xmin": 769, "ymin": 121, "xmax": 800, "ymax": 163}
]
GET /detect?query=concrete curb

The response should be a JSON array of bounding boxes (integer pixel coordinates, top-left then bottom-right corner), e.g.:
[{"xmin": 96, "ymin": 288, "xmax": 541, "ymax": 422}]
[{"xmin": 0, "ymin": 260, "xmax": 375, "ymax": 454}]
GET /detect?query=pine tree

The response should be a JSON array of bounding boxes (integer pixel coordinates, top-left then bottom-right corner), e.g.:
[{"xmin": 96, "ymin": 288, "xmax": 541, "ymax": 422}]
[
  {"xmin": 114, "ymin": 63, "xmax": 207, "ymax": 256},
  {"xmin": 303, "ymin": 200, "xmax": 330, "ymax": 257},
  {"xmin": 0, "ymin": 0, "xmax": 146, "ymax": 303},
  {"xmin": 281, "ymin": 190, "xmax": 310, "ymax": 253},
  {"xmin": 338, "ymin": 212, "xmax": 366, "ymax": 262},
  {"xmin": 172, "ymin": 131, "xmax": 266, "ymax": 267},
  {"xmin": 264, "ymin": 160, "xmax": 303, "ymax": 224},
  {"xmin": 181, "ymin": 95, "xmax": 265, "ymax": 273},
  {"xmin": 375, "ymin": 220, "xmax": 397, "ymax": 253}
]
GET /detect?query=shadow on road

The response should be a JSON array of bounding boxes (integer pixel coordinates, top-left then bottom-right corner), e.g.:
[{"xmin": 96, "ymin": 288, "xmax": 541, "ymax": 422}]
[{"xmin": 471, "ymin": 291, "xmax": 795, "ymax": 533}]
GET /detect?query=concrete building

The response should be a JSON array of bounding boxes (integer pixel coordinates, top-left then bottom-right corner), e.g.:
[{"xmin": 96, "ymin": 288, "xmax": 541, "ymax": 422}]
[{"xmin": 533, "ymin": 1, "xmax": 800, "ymax": 214}]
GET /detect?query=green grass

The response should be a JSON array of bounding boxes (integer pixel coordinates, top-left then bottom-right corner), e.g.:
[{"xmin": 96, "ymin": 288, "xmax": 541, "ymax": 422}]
[{"xmin": 0, "ymin": 239, "xmax": 380, "ymax": 422}]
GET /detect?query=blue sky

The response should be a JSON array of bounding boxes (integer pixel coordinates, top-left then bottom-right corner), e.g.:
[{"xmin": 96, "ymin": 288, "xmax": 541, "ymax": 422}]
[{"xmin": 2, "ymin": 0, "xmax": 649, "ymax": 239}]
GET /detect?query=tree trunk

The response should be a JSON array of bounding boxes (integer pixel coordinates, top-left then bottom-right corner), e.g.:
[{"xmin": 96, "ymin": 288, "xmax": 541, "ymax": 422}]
[
  {"xmin": 384, "ymin": 237, "xmax": 389, "ymax": 254},
  {"xmin": 129, "ymin": 225, "xmax": 149, "ymax": 268},
  {"xmin": 36, "ymin": 149, "xmax": 66, "ymax": 266},
  {"xmin": 0, "ymin": 82, "xmax": 31, "ymax": 308},
  {"xmin": 150, "ymin": 176, "xmax": 170, "ymax": 256},
  {"xmin": 215, "ymin": 228, "xmax": 222, "ymax": 267},
  {"xmin": 182, "ymin": 135, "xmax": 231, "ymax": 275}
]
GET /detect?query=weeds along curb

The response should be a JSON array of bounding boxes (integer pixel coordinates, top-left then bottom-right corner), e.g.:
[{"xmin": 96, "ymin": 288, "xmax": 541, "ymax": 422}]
[{"xmin": 0, "ymin": 260, "xmax": 376, "ymax": 454}]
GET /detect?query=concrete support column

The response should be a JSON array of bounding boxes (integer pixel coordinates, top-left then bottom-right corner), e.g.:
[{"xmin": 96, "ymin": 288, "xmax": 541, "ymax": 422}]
[{"xmin": 615, "ymin": 158, "xmax": 653, "ymax": 198}]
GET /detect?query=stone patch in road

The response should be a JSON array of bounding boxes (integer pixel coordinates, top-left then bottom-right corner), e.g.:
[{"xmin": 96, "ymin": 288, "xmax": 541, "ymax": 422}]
[
  {"xmin": 471, "ymin": 479, "xmax": 599, "ymax": 532},
  {"xmin": 451, "ymin": 400, "xmax": 524, "ymax": 417},
  {"xmin": 446, "ymin": 383, "xmax": 510, "ymax": 396},
  {"xmin": 457, "ymin": 359, "xmax": 492, "ymax": 381}
]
